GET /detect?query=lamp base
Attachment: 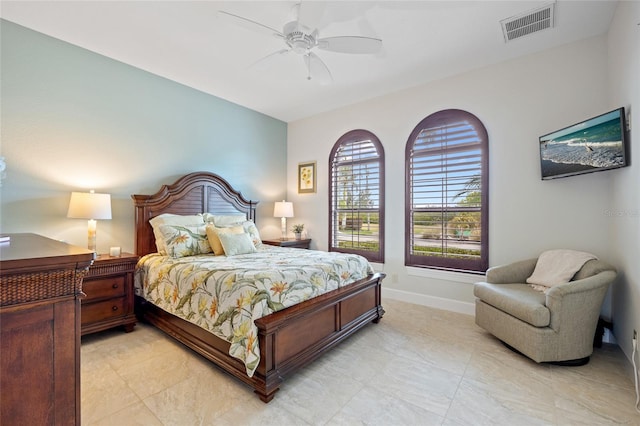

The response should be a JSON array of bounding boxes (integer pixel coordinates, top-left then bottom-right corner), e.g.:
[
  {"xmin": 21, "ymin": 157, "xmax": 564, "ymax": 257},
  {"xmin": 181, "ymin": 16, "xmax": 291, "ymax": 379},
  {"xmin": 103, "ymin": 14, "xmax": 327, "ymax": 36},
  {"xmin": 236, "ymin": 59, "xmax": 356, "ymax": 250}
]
[
  {"xmin": 281, "ymin": 217, "xmax": 287, "ymax": 240},
  {"xmin": 88, "ymin": 219, "xmax": 97, "ymax": 252}
]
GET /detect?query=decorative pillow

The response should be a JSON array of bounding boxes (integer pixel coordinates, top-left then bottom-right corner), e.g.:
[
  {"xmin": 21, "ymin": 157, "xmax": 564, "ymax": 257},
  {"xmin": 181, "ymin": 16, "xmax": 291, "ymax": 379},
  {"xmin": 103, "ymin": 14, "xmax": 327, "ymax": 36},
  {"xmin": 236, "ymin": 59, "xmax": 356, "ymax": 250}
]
[
  {"xmin": 205, "ymin": 224, "xmax": 244, "ymax": 255},
  {"xmin": 526, "ymin": 249, "xmax": 598, "ymax": 288},
  {"xmin": 241, "ymin": 220, "xmax": 262, "ymax": 248},
  {"xmin": 149, "ymin": 214, "xmax": 204, "ymax": 254},
  {"xmin": 159, "ymin": 224, "xmax": 211, "ymax": 258},
  {"xmin": 218, "ymin": 232, "xmax": 257, "ymax": 256},
  {"xmin": 202, "ymin": 214, "xmax": 246, "ymax": 227}
]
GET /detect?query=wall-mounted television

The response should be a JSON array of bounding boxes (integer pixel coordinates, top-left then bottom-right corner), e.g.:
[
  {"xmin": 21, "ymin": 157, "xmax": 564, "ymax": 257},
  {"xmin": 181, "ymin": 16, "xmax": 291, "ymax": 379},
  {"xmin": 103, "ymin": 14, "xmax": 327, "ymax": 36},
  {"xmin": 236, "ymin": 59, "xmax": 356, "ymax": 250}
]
[{"xmin": 539, "ymin": 107, "xmax": 628, "ymax": 180}]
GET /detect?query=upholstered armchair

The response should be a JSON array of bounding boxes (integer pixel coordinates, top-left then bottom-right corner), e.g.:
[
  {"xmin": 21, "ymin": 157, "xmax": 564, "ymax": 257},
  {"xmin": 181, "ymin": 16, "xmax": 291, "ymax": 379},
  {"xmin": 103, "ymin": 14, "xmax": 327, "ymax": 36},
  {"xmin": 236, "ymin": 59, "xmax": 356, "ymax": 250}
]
[{"xmin": 474, "ymin": 257, "xmax": 616, "ymax": 365}]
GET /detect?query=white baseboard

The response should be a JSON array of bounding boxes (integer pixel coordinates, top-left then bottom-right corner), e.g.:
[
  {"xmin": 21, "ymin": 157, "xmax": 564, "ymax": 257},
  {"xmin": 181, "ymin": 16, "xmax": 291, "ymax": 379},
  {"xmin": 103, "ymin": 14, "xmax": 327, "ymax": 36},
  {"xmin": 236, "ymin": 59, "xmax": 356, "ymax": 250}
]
[
  {"xmin": 382, "ymin": 288, "xmax": 617, "ymax": 344},
  {"xmin": 383, "ymin": 287, "xmax": 475, "ymax": 316}
]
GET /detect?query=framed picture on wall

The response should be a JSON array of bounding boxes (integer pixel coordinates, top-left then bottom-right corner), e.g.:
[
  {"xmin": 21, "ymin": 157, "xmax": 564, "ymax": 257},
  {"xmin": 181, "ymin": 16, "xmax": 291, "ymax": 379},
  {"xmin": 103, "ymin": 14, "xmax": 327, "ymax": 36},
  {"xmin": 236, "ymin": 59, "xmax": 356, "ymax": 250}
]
[{"xmin": 298, "ymin": 161, "xmax": 316, "ymax": 194}]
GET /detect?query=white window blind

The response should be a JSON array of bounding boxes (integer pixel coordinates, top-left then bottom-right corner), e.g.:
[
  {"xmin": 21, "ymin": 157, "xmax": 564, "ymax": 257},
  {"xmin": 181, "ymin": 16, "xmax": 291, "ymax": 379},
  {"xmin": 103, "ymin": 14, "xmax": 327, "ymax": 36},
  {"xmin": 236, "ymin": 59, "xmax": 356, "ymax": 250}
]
[
  {"xmin": 330, "ymin": 130, "xmax": 384, "ymax": 263},
  {"xmin": 406, "ymin": 110, "xmax": 488, "ymax": 272}
]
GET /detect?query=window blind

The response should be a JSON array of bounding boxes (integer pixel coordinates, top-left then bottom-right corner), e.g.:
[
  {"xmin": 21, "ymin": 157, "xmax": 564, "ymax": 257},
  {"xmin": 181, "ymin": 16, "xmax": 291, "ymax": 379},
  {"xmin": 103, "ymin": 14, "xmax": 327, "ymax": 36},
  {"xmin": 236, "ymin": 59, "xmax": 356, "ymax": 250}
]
[
  {"xmin": 329, "ymin": 130, "xmax": 385, "ymax": 263},
  {"xmin": 406, "ymin": 110, "xmax": 488, "ymax": 272}
]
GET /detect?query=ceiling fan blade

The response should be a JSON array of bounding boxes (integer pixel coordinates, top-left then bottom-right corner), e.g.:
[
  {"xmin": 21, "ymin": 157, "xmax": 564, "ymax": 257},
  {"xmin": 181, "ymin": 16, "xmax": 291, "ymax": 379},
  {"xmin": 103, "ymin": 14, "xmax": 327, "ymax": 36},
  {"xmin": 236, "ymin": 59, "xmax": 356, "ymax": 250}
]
[
  {"xmin": 317, "ymin": 36, "xmax": 382, "ymax": 54},
  {"xmin": 249, "ymin": 48, "xmax": 290, "ymax": 71},
  {"xmin": 297, "ymin": 1, "xmax": 330, "ymax": 30},
  {"xmin": 218, "ymin": 10, "xmax": 283, "ymax": 38},
  {"xmin": 304, "ymin": 52, "xmax": 332, "ymax": 84},
  {"xmin": 289, "ymin": 2, "xmax": 302, "ymax": 22}
]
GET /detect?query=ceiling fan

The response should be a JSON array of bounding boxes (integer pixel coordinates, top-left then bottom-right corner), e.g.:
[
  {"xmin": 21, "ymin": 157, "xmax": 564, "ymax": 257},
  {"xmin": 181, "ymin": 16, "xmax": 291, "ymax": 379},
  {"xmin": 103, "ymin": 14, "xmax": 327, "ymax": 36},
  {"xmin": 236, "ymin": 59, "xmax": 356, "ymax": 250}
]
[{"xmin": 219, "ymin": 4, "xmax": 382, "ymax": 84}]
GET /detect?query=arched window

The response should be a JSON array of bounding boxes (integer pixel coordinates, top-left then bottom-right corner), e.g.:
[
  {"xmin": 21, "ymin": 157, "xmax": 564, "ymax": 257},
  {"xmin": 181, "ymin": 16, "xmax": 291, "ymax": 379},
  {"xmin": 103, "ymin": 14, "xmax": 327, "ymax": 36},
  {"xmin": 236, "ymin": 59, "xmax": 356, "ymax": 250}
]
[
  {"xmin": 405, "ymin": 109, "xmax": 488, "ymax": 272},
  {"xmin": 329, "ymin": 130, "xmax": 385, "ymax": 263}
]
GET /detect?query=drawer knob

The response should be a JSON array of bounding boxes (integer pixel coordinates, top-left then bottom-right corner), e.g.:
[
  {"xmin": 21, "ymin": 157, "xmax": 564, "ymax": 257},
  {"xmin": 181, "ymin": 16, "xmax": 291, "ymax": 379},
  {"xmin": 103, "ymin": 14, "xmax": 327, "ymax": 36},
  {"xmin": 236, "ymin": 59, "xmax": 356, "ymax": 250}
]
[
  {"xmin": 112, "ymin": 283, "xmax": 119, "ymax": 289},
  {"xmin": 112, "ymin": 306, "xmax": 119, "ymax": 311}
]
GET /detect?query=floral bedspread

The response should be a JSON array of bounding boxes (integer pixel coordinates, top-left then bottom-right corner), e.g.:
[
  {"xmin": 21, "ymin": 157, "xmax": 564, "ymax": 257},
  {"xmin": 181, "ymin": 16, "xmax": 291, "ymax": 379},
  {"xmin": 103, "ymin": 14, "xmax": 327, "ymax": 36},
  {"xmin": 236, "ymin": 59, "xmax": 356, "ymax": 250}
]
[{"xmin": 134, "ymin": 246, "xmax": 373, "ymax": 377}]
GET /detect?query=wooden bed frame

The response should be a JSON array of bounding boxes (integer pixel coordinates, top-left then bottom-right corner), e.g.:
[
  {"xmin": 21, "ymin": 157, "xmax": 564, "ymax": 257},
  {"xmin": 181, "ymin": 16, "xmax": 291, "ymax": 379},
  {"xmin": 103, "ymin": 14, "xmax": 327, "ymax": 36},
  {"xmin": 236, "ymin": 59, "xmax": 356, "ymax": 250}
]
[{"xmin": 132, "ymin": 171, "xmax": 385, "ymax": 402}]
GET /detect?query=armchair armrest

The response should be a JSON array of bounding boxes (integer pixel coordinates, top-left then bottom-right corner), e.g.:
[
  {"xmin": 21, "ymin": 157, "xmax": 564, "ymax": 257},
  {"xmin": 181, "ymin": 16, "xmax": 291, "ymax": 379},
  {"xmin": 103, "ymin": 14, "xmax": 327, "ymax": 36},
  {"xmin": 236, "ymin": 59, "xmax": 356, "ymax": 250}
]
[
  {"xmin": 485, "ymin": 258, "xmax": 538, "ymax": 284},
  {"xmin": 545, "ymin": 269, "xmax": 616, "ymax": 332},
  {"xmin": 546, "ymin": 269, "xmax": 616, "ymax": 298}
]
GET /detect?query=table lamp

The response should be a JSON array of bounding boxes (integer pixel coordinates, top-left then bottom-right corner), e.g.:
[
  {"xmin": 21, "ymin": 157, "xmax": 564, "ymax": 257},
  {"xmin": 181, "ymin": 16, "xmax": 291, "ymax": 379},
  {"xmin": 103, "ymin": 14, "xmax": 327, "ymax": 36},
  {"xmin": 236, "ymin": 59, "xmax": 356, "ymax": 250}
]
[
  {"xmin": 67, "ymin": 190, "xmax": 112, "ymax": 251},
  {"xmin": 273, "ymin": 200, "xmax": 294, "ymax": 240}
]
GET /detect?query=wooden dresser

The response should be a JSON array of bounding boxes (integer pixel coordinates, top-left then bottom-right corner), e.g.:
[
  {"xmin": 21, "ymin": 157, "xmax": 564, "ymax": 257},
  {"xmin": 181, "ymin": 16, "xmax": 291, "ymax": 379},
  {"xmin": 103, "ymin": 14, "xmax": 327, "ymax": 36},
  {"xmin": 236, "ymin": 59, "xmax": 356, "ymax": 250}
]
[{"xmin": 0, "ymin": 233, "xmax": 94, "ymax": 426}]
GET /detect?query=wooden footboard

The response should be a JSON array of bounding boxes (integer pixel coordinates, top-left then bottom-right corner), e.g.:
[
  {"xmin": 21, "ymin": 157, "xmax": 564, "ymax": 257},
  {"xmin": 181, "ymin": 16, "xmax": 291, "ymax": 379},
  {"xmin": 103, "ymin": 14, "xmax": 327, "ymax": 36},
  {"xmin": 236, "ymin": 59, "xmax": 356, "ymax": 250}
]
[{"xmin": 136, "ymin": 272, "xmax": 385, "ymax": 402}]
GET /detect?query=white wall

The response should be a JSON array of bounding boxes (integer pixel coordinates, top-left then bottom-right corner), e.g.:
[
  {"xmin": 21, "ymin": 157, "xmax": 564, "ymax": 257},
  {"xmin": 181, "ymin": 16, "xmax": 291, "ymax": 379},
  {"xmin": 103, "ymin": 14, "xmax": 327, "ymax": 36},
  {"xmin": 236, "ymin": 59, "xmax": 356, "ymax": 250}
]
[
  {"xmin": 607, "ymin": 1, "xmax": 640, "ymax": 364},
  {"xmin": 288, "ymin": 35, "xmax": 614, "ymax": 314}
]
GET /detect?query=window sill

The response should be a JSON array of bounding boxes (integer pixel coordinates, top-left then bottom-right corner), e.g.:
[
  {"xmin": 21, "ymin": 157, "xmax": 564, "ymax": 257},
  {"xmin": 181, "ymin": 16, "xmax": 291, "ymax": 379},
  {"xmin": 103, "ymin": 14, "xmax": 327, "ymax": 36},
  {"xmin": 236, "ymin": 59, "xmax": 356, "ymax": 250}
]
[{"xmin": 405, "ymin": 266, "xmax": 482, "ymax": 284}]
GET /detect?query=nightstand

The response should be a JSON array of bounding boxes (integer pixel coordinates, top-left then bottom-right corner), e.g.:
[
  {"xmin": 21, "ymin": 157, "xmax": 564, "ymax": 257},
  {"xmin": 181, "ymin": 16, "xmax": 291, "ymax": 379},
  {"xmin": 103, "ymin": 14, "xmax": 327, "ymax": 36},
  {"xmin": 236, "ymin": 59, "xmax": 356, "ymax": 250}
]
[
  {"xmin": 262, "ymin": 238, "xmax": 312, "ymax": 249},
  {"xmin": 81, "ymin": 252, "xmax": 138, "ymax": 335}
]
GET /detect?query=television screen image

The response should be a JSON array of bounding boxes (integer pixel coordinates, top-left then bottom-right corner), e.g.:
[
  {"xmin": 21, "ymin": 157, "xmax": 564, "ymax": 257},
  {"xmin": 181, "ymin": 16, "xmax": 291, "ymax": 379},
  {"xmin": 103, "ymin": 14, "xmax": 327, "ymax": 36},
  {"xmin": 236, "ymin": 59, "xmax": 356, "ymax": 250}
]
[{"xmin": 539, "ymin": 107, "xmax": 627, "ymax": 180}]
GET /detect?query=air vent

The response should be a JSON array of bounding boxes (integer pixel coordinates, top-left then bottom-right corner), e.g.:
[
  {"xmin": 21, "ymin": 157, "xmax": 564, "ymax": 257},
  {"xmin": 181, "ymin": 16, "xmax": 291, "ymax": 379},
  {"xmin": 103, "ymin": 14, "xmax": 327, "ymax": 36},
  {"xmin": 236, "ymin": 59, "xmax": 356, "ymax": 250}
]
[{"xmin": 501, "ymin": 2, "xmax": 555, "ymax": 42}]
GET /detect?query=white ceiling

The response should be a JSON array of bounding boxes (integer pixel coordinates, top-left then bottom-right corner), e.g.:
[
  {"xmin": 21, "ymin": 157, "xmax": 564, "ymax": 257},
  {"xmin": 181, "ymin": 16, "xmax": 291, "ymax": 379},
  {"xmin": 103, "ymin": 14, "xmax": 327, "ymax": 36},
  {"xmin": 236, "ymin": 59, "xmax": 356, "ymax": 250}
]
[{"xmin": 0, "ymin": 1, "xmax": 618, "ymax": 122}]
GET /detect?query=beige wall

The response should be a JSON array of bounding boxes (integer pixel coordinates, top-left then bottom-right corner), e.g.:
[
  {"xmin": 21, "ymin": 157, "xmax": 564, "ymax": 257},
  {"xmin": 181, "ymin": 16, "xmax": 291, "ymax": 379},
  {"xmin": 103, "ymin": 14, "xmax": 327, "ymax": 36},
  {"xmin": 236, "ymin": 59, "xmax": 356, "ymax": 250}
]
[{"xmin": 288, "ymin": 35, "xmax": 614, "ymax": 314}]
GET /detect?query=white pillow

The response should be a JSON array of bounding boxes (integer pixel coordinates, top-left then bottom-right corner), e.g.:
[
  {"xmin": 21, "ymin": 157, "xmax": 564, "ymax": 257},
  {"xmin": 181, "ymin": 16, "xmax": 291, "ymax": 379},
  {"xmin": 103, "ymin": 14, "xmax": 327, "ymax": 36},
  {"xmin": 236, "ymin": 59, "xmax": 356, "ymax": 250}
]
[
  {"xmin": 149, "ymin": 213, "xmax": 204, "ymax": 254},
  {"xmin": 202, "ymin": 214, "xmax": 246, "ymax": 227},
  {"xmin": 526, "ymin": 249, "xmax": 597, "ymax": 288},
  {"xmin": 218, "ymin": 232, "xmax": 257, "ymax": 256},
  {"xmin": 241, "ymin": 220, "xmax": 262, "ymax": 248}
]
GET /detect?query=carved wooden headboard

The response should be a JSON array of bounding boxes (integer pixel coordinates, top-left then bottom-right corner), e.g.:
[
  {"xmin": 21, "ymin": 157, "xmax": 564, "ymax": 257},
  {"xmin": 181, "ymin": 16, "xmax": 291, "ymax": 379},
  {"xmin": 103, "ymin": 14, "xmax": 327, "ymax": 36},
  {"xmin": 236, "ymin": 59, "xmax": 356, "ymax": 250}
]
[{"xmin": 131, "ymin": 172, "xmax": 258, "ymax": 256}]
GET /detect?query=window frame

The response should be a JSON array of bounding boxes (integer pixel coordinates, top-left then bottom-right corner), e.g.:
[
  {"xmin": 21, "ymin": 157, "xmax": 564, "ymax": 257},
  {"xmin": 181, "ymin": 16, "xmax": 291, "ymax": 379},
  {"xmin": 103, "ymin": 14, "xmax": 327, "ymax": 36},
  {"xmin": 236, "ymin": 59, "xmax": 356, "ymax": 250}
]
[
  {"xmin": 405, "ymin": 109, "xmax": 489, "ymax": 273},
  {"xmin": 328, "ymin": 129, "xmax": 385, "ymax": 263}
]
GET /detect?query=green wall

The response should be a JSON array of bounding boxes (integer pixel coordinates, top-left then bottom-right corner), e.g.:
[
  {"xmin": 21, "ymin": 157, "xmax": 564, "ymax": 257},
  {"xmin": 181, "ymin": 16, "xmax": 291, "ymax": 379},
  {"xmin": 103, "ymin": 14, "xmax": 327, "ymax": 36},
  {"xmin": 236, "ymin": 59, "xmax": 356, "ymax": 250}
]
[{"xmin": 0, "ymin": 19, "xmax": 287, "ymax": 253}]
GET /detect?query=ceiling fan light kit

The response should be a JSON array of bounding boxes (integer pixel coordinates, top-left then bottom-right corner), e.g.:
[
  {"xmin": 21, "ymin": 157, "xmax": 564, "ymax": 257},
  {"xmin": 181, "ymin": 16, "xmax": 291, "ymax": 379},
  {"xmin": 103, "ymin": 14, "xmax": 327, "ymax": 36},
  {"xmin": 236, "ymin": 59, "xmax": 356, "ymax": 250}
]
[
  {"xmin": 219, "ymin": 6, "xmax": 382, "ymax": 83},
  {"xmin": 283, "ymin": 21, "xmax": 316, "ymax": 54}
]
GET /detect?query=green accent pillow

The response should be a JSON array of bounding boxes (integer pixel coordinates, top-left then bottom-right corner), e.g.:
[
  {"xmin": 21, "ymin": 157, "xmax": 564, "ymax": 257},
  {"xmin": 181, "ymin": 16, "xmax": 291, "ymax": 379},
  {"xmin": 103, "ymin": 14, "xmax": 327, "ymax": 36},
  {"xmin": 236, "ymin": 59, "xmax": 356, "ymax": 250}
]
[
  {"xmin": 205, "ymin": 224, "xmax": 244, "ymax": 256},
  {"xmin": 218, "ymin": 231, "xmax": 257, "ymax": 256}
]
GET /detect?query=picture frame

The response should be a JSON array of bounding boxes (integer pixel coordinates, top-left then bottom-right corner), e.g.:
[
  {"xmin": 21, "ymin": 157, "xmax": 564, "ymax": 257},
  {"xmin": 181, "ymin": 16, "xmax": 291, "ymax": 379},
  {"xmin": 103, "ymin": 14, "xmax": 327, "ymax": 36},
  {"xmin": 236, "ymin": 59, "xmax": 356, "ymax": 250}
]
[{"xmin": 298, "ymin": 161, "xmax": 316, "ymax": 194}]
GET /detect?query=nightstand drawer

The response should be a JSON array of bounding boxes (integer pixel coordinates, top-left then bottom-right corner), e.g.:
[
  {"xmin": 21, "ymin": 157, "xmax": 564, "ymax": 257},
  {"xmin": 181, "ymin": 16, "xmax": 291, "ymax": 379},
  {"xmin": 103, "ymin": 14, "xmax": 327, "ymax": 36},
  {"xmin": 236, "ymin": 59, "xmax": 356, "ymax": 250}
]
[
  {"xmin": 82, "ymin": 297, "xmax": 125, "ymax": 325},
  {"xmin": 81, "ymin": 252, "xmax": 138, "ymax": 335},
  {"xmin": 83, "ymin": 276, "xmax": 126, "ymax": 301}
]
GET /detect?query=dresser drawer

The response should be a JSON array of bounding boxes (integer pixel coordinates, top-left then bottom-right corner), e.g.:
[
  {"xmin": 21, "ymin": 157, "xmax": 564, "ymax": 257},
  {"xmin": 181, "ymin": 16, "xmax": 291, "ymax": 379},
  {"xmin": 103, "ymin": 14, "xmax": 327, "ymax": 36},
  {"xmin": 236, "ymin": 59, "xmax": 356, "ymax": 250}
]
[
  {"xmin": 82, "ymin": 297, "xmax": 125, "ymax": 325},
  {"xmin": 83, "ymin": 276, "xmax": 125, "ymax": 301}
]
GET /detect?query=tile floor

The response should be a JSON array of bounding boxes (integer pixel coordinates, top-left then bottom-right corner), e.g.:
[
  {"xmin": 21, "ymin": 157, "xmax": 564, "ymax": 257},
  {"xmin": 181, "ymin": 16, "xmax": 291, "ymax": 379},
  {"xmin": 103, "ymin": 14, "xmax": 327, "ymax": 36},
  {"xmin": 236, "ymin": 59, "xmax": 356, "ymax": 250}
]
[{"xmin": 81, "ymin": 299, "xmax": 640, "ymax": 425}]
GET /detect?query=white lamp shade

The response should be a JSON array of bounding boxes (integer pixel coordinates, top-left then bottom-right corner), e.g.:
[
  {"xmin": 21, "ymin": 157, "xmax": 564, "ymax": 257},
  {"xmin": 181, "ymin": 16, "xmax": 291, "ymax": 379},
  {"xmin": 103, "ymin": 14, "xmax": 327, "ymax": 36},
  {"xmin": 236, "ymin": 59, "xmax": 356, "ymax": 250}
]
[
  {"xmin": 67, "ymin": 191, "xmax": 112, "ymax": 220},
  {"xmin": 273, "ymin": 201, "xmax": 294, "ymax": 218}
]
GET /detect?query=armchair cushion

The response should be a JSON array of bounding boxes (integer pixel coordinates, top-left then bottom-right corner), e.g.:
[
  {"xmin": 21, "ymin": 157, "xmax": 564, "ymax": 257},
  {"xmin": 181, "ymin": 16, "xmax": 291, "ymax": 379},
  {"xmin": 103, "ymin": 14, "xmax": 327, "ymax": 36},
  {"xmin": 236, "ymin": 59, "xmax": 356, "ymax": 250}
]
[{"xmin": 474, "ymin": 283, "xmax": 549, "ymax": 327}]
